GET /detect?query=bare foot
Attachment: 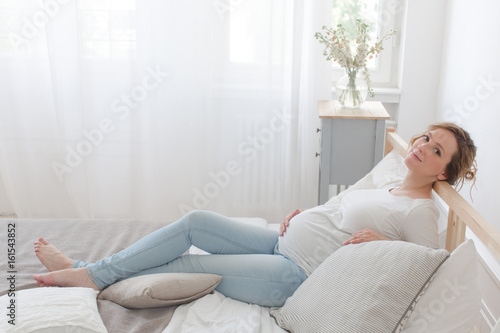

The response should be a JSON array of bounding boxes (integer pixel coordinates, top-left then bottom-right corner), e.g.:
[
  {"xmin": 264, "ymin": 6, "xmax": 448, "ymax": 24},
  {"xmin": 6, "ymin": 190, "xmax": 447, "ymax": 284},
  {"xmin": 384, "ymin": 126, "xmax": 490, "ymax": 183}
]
[
  {"xmin": 33, "ymin": 268, "xmax": 101, "ymax": 291},
  {"xmin": 34, "ymin": 237, "xmax": 74, "ymax": 272}
]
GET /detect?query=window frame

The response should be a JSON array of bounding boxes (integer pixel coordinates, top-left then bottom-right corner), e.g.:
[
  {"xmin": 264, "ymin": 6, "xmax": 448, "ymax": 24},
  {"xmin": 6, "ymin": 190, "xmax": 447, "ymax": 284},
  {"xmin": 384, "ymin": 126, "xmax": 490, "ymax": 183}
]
[{"xmin": 329, "ymin": 0, "xmax": 405, "ymax": 93}]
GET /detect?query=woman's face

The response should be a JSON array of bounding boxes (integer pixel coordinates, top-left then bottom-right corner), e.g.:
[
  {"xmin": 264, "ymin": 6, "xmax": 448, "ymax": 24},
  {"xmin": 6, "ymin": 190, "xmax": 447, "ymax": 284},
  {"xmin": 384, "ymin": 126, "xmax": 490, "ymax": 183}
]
[{"xmin": 405, "ymin": 128, "xmax": 459, "ymax": 181}]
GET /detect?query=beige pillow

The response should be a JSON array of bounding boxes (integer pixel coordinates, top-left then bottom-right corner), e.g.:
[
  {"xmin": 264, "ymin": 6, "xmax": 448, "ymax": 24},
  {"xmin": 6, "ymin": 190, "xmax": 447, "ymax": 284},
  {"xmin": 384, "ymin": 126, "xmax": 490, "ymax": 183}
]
[{"xmin": 98, "ymin": 273, "xmax": 222, "ymax": 309}]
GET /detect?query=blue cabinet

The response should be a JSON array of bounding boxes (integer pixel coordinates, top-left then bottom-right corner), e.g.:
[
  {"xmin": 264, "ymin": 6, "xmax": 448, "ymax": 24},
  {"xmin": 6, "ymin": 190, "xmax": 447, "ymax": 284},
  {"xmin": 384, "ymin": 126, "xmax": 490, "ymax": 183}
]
[{"xmin": 318, "ymin": 101, "xmax": 390, "ymax": 204}]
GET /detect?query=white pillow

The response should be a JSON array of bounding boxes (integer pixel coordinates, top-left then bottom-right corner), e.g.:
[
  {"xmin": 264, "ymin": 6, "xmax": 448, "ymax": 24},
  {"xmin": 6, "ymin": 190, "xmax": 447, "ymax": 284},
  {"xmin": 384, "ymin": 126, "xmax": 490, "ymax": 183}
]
[
  {"xmin": 0, "ymin": 287, "xmax": 107, "ymax": 333},
  {"xmin": 324, "ymin": 150, "xmax": 407, "ymax": 206},
  {"xmin": 402, "ymin": 239, "xmax": 481, "ymax": 332},
  {"xmin": 270, "ymin": 241, "xmax": 449, "ymax": 333}
]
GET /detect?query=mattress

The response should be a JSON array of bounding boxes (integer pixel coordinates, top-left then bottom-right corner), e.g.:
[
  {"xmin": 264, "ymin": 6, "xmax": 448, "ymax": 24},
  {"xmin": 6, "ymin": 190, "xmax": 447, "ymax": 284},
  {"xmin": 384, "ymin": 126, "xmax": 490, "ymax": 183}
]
[{"xmin": 0, "ymin": 218, "xmax": 179, "ymax": 333}]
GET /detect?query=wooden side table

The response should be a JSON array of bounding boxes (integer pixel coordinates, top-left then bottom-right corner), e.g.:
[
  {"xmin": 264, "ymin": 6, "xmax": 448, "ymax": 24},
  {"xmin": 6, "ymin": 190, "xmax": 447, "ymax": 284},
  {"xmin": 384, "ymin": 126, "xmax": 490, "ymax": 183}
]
[{"xmin": 318, "ymin": 101, "xmax": 390, "ymax": 204}]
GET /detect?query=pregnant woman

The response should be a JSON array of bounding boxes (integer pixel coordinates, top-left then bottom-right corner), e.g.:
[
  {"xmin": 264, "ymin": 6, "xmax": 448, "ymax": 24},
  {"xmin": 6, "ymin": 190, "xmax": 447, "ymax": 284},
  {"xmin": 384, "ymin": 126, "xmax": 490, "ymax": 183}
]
[{"xmin": 33, "ymin": 122, "xmax": 477, "ymax": 307}]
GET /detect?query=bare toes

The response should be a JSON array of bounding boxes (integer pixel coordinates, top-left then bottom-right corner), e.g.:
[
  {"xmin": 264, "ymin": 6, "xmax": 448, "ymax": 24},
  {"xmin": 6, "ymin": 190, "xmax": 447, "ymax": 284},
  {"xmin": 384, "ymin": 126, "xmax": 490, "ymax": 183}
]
[
  {"xmin": 39, "ymin": 237, "xmax": 49, "ymax": 245},
  {"xmin": 33, "ymin": 238, "xmax": 74, "ymax": 272}
]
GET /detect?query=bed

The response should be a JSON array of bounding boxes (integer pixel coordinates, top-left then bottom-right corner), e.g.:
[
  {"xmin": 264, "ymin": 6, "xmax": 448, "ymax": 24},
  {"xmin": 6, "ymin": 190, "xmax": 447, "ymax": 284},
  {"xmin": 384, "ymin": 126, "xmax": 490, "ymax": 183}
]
[{"xmin": 1, "ymin": 130, "xmax": 499, "ymax": 333}]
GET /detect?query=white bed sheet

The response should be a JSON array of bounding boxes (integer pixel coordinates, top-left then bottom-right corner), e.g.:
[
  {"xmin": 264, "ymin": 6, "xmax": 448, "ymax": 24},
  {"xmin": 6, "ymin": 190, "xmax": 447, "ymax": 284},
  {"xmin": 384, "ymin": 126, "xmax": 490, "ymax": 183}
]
[{"xmin": 163, "ymin": 291, "xmax": 286, "ymax": 333}]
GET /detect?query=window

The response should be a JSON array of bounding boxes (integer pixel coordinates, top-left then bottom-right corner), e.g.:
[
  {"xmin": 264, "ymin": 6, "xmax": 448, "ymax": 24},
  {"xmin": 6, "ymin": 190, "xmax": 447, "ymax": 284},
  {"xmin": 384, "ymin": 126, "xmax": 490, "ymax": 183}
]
[
  {"xmin": 0, "ymin": 0, "xmax": 136, "ymax": 57},
  {"xmin": 330, "ymin": 0, "xmax": 404, "ymax": 89},
  {"xmin": 222, "ymin": 0, "xmax": 403, "ymax": 91},
  {"xmin": 212, "ymin": 0, "xmax": 291, "ymax": 88},
  {"xmin": 77, "ymin": 0, "xmax": 136, "ymax": 58},
  {"xmin": 228, "ymin": 0, "xmax": 284, "ymax": 65}
]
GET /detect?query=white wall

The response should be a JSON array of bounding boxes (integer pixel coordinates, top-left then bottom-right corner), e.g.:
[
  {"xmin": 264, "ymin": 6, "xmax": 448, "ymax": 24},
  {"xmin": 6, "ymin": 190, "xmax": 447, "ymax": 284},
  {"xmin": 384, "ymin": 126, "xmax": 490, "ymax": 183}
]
[
  {"xmin": 437, "ymin": 0, "xmax": 500, "ymax": 231},
  {"xmin": 0, "ymin": 171, "xmax": 14, "ymax": 216},
  {"xmin": 396, "ymin": 0, "xmax": 448, "ymax": 140}
]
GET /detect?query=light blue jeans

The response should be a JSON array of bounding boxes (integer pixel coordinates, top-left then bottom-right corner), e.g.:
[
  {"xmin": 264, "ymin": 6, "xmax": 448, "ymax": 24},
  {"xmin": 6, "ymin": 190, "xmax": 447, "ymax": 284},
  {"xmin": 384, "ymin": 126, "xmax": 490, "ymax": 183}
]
[{"xmin": 73, "ymin": 210, "xmax": 307, "ymax": 306}]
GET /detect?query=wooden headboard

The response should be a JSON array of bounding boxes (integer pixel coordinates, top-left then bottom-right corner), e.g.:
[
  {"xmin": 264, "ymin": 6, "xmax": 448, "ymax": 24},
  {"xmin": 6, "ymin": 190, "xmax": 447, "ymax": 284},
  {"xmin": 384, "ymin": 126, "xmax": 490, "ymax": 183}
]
[{"xmin": 385, "ymin": 130, "xmax": 500, "ymax": 258}]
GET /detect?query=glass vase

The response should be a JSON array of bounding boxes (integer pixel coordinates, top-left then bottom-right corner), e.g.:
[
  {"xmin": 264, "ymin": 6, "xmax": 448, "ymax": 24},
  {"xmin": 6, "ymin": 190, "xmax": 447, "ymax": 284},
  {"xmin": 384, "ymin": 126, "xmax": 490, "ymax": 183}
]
[{"xmin": 335, "ymin": 68, "xmax": 368, "ymax": 109}]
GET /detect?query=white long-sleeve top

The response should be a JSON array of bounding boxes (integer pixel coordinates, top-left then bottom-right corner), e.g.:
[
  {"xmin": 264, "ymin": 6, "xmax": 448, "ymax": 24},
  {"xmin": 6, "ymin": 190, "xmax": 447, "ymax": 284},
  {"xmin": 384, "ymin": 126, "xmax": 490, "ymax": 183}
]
[{"xmin": 276, "ymin": 188, "xmax": 439, "ymax": 276}]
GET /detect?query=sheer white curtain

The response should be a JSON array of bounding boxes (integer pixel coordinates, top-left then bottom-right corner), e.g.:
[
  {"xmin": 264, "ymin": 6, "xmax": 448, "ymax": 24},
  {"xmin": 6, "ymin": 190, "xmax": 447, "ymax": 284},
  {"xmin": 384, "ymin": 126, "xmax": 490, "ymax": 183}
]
[{"xmin": 0, "ymin": 0, "xmax": 331, "ymax": 223}]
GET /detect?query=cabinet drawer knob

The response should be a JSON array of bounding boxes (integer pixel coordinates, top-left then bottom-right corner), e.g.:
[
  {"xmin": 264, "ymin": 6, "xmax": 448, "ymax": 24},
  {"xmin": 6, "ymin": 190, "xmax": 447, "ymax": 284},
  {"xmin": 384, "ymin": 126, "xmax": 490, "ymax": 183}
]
[
  {"xmin": 316, "ymin": 128, "xmax": 321, "ymax": 133},
  {"xmin": 315, "ymin": 152, "xmax": 320, "ymax": 157}
]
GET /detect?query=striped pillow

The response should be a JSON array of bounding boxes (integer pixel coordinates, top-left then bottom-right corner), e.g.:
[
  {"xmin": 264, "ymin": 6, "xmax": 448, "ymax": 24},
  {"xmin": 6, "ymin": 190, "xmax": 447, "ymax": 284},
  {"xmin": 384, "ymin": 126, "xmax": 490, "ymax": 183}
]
[{"xmin": 271, "ymin": 241, "xmax": 449, "ymax": 333}]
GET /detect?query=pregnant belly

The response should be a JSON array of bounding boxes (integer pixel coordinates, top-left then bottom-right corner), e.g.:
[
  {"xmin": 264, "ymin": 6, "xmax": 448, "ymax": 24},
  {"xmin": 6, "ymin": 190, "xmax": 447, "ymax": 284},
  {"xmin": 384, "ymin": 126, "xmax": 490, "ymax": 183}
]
[{"xmin": 277, "ymin": 206, "xmax": 349, "ymax": 275}]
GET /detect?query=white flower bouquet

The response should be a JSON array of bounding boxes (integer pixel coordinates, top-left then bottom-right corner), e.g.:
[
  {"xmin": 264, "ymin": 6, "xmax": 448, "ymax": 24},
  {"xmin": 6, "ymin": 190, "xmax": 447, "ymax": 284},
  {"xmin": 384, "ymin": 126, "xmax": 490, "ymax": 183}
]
[{"xmin": 315, "ymin": 19, "xmax": 396, "ymax": 107}]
